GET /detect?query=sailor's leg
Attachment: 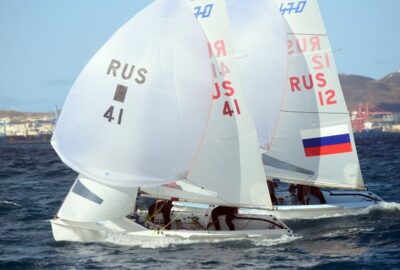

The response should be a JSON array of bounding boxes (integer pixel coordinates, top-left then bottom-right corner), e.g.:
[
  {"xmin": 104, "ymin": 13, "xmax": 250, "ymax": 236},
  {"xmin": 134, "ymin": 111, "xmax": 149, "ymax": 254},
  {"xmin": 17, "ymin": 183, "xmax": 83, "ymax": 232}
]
[
  {"xmin": 162, "ymin": 204, "xmax": 172, "ymax": 229},
  {"xmin": 148, "ymin": 204, "xmax": 156, "ymax": 223},
  {"xmin": 211, "ymin": 211, "xmax": 221, "ymax": 230},
  {"xmin": 225, "ymin": 213, "xmax": 235, "ymax": 231}
]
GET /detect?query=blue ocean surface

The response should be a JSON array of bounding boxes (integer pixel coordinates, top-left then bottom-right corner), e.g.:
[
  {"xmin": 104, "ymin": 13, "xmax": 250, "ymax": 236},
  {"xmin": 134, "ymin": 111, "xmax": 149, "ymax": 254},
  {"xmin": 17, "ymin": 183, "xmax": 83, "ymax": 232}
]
[{"xmin": 0, "ymin": 134, "xmax": 399, "ymax": 269}]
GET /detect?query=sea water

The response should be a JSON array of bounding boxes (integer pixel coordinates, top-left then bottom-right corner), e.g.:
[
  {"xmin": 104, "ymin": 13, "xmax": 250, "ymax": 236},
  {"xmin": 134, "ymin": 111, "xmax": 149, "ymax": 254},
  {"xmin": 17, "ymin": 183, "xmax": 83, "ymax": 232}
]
[{"xmin": 0, "ymin": 134, "xmax": 399, "ymax": 269}]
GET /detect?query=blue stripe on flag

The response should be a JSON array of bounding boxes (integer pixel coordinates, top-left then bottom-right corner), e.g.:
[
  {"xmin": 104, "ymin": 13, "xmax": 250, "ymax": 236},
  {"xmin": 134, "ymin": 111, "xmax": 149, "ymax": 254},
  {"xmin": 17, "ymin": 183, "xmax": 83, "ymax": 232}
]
[{"xmin": 302, "ymin": 134, "xmax": 351, "ymax": 148}]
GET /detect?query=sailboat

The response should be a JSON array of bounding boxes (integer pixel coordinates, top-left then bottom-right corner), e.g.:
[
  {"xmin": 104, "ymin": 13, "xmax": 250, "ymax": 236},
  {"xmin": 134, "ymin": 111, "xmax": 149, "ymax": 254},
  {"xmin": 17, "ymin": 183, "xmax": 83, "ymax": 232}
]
[
  {"xmin": 50, "ymin": 0, "xmax": 291, "ymax": 242},
  {"xmin": 247, "ymin": 0, "xmax": 384, "ymax": 219},
  {"xmin": 139, "ymin": 0, "xmax": 383, "ymax": 222}
]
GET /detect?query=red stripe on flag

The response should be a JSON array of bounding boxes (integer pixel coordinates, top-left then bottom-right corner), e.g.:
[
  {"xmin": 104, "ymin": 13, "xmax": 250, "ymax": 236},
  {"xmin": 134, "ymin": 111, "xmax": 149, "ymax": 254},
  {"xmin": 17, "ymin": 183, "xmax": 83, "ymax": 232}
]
[{"xmin": 304, "ymin": 143, "xmax": 352, "ymax": 157}]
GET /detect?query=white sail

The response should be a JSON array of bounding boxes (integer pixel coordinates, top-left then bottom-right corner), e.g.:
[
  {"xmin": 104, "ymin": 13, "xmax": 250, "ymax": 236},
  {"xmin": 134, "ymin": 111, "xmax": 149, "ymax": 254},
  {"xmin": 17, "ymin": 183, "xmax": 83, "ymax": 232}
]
[
  {"xmin": 185, "ymin": 0, "xmax": 272, "ymax": 209},
  {"xmin": 57, "ymin": 176, "xmax": 138, "ymax": 222},
  {"xmin": 265, "ymin": 0, "xmax": 364, "ymax": 189},
  {"xmin": 141, "ymin": 185, "xmax": 229, "ymax": 206},
  {"xmin": 226, "ymin": 0, "xmax": 287, "ymax": 149},
  {"xmin": 51, "ymin": 0, "xmax": 214, "ymax": 187}
]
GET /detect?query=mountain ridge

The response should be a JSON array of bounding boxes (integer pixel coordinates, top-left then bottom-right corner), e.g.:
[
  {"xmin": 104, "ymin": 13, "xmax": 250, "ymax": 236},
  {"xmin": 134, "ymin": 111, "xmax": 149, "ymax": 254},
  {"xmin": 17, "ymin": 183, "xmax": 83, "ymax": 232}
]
[{"xmin": 340, "ymin": 71, "xmax": 400, "ymax": 112}]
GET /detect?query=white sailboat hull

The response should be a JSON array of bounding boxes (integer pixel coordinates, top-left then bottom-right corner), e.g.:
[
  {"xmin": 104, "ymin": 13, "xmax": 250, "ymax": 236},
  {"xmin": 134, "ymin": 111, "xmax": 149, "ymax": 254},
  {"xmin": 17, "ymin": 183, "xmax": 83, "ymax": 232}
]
[
  {"xmin": 51, "ymin": 189, "xmax": 381, "ymax": 243},
  {"xmin": 242, "ymin": 190, "xmax": 384, "ymax": 220},
  {"xmin": 50, "ymin": 207, "xmax": 291, "ymax": 243}
]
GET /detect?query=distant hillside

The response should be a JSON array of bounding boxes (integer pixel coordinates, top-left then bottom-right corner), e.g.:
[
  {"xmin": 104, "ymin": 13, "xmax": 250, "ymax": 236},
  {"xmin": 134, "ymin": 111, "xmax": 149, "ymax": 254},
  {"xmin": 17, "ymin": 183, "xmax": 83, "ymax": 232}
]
[
  {"xmin": 1, "ymin": 72, "xmax": 400, "ymax": 116},
  {"xmin": 340, "ymin": 72, "xmax": 400, "ymax": 112}
]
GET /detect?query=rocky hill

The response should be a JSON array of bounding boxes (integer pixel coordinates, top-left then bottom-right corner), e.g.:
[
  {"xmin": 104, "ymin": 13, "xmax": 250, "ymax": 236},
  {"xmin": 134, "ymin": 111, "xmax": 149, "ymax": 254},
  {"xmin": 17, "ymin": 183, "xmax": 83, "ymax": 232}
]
[{"xmin": 340, "ymin": 72, "xmax": 400, "ymax": 112}]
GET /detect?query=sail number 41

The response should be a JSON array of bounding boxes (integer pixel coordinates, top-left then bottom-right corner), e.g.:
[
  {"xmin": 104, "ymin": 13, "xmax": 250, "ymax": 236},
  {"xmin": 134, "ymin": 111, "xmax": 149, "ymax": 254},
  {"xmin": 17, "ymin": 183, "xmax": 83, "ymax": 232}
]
[
  {"xmin": 223, "ymin": 99, "xmax": 241, "ymax": 117},
  {"xmin": 103, "ymin": 106, "xmax": 124, "ymax": 125}
]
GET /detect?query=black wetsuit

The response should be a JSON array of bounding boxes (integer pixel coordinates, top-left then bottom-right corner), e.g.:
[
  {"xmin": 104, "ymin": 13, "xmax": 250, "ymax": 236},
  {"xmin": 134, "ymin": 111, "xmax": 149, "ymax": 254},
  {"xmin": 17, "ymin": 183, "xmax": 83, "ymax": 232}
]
[{"xmin": 211, "ymin": 206, "xmax": 238, "ymax": 231}]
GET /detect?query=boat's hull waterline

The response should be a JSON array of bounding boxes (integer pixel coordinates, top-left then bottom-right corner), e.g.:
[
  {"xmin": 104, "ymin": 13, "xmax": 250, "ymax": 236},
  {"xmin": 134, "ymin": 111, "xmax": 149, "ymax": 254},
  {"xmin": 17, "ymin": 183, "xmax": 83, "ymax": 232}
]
[{"xmin": 50, "ymin": 208, "xmax": 291, "ymax": 243}]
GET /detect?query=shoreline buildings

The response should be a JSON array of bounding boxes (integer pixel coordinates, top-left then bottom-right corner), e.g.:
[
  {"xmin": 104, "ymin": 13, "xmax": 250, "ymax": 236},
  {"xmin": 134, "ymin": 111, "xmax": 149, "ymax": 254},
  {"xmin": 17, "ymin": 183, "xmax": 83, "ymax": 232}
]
[
  {"xmin": 0, "ymin": 104, "xmax": 399, "ymax": 145},
  {"xmin": 351, "ymin": 103, "xmax": 400, "ymax": 133},
  {"xmin": 0, "ymin": 112, "xmax": 56, "ymax": 144}
]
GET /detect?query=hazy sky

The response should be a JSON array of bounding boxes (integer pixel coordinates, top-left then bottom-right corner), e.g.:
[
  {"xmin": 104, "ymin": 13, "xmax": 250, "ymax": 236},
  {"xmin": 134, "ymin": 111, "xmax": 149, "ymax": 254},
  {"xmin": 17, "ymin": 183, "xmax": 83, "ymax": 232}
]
[{"xmin": 0, "ymin": 0, "xmax": 399, "ymax": 112}]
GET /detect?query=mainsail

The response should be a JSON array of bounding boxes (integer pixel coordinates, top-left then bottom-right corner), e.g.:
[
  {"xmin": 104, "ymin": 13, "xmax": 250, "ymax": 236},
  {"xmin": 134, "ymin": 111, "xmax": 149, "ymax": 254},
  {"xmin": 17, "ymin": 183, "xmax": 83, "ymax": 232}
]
[
  {"xmin": 226, "ymin": 0, "xmax": 287, "ymax": 149},
  {"xmin": 184, "ymin": 0, "xmax": 273, "ymax": 209},
  {"xmin": 264, "ymin": 0, "xmax": 364, "ymax": 189},
  {"xmin": 51, "ymin": 0, "xmax": 214, "ymax": 188}
]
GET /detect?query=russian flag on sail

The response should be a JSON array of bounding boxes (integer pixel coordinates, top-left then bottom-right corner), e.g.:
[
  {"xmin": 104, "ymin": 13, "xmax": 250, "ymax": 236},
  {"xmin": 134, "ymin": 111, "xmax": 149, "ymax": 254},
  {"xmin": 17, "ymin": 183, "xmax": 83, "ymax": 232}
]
[{"xmin": 301, "ymin": 125, "xmax": 353, "ymax": 157}]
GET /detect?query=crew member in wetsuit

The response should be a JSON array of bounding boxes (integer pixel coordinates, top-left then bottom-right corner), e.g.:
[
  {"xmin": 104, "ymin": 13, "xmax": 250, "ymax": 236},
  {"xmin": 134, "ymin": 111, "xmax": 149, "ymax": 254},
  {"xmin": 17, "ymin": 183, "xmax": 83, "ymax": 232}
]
[
  {"xmin": 148, "ymin": 200, "xmax": 173, "ymax": 229},
  {"xmin": 267, "ymin": 179, "xmax": 279, "ymax": 205},
  {"xmin": 211, "ymin": 206, "xmax": 238, "ymax": 231}
]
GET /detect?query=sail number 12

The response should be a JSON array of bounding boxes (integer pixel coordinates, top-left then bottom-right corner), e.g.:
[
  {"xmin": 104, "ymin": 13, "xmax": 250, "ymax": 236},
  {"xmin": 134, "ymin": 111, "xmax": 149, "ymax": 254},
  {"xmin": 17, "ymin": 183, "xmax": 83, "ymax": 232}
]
[{"xmin": 103, "ymin": 106, "xmax": 124, "ymax": 125}]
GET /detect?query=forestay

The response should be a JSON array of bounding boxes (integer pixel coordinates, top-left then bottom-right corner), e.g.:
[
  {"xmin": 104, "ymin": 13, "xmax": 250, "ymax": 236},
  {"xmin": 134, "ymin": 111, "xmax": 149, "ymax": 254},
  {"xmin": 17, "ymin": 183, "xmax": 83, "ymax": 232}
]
[
  {"xmin": 226, "ymin": 0, "xmax": 287, "ymax": 149},
  {"xmin": 51, "ymin": 0, "xmax": 214, "ymax": 187},
  {"xmin": 264, "ymin": 0, "xmax": 364, "ymax": 189},
  {"xmin": 185, "ymin": 0, "xmax": 272, "ymax": 209}
]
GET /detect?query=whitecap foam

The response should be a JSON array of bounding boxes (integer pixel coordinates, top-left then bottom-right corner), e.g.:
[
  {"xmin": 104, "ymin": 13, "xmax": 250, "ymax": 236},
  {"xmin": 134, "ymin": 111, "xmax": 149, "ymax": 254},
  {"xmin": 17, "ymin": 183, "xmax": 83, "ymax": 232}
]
[
  {"xmin": 251, "ymin": 234, "xmax": 302, "ymax": 247},
  {"xmin": 360, "ymin": 201, "xmax": 400, "ymax": 214},
  {"xmin": 321, "ymin": 227, "xmax": 374, "ymax": 238},
  {"xmin": 309, "ymin": 201, "xmax": 400, "ymax": 219},
  {"xmin": 99, "ymin": 231, "xmax": 251, "ymax": 249},
  {"xmin": 347, "ymin": 227, "xmax": 374, "ymax": 233}
]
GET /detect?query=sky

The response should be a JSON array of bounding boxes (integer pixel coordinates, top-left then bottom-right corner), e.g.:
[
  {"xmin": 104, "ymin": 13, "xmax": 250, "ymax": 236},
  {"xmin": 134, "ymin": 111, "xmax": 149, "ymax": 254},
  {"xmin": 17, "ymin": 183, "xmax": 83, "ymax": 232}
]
[{"xmin": 0, "ymin": 0, "xmax": 399, "ymax": 112}]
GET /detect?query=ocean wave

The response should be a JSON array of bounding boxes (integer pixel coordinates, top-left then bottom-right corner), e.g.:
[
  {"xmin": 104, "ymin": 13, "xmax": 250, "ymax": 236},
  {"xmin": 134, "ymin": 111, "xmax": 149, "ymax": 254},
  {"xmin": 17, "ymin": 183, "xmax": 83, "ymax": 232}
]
[
  {"xmin": 0, "ymin": 200, "xmax": 21, "ymax": 207},
  {"xmin": 308, "ymin": 201, "xmax": 400, "ymax": 220},
  {"xmin": 321, "ymin": 227, "xmax": 375, "ymax": 238}
]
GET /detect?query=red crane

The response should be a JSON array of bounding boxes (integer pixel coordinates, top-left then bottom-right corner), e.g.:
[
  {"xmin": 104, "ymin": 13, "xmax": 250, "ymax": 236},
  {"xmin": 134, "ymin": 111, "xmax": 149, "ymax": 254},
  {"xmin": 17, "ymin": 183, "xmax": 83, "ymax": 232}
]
[{"xmin": 351, "ymin": 103, "xmax": 392, "ymax": 132}]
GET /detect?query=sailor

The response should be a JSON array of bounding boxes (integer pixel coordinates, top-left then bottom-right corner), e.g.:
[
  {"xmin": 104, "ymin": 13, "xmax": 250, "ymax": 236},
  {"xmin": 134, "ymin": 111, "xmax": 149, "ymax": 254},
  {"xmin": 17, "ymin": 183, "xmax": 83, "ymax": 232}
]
[
  {"xmin": 267, "ymin": 179, "xmax": 279, "ymax": 205},
  {"xmin": 298, "ymin": 185, "xmax": 310, "ymax": 204},
  {"xmin": 211, "ymin": 206, "xmax": 238, "ymax": 231},
  {"xmin": 148, "ymin": 200, "xmax": 173, "ymax": 229},
  {"xmin": 309, "ymin": 186, "xmax": 327, "ymax": 204}
]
